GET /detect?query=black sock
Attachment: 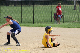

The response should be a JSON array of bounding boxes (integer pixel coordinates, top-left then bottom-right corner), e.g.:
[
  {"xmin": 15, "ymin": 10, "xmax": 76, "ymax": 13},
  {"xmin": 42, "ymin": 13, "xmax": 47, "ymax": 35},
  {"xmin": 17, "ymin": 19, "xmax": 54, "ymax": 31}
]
[
  {"xmin": 13, "ymin": 37, "xmax": 19, "ymax": 44},
  {"xmin": 7, "ymin": 35, "xmax": 10, "ymax": 43},
  {"xmin": 11, "ymin": 36, "xmax": 19, "ymax": 43},
  {"xmin": 11, "ymin": 33, "xmax": 19, "ymax": 44}
]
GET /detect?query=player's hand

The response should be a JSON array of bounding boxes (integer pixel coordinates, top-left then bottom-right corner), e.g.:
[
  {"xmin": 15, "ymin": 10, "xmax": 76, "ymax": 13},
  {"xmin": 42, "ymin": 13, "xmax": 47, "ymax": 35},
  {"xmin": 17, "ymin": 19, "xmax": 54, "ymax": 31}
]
[
  {"xmin": 57, "ymin": 35, "xmax": 60, "ymax": 36},
  {"xmin": 56, "ymin": 13, "xmax": 58, "ymax": 15},
  {"xmin": 49, "ymin": 46, "xmax": 52, "ymax": 48}
]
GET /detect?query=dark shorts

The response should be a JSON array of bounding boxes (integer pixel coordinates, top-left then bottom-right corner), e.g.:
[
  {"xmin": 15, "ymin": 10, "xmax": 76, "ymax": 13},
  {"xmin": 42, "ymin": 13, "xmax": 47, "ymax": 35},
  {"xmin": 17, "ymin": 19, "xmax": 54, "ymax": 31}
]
[{"xmin": 9, "ymin": 29, "xmax": 21, "ymax": 35}]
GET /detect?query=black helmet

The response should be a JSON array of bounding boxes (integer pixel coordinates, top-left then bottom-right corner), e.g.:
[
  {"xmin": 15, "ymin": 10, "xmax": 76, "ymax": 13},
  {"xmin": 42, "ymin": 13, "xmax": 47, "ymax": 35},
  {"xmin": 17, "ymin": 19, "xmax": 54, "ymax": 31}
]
[{"xmin": 45, "ymin": 26, "xmax": 53, "ymax": 33}]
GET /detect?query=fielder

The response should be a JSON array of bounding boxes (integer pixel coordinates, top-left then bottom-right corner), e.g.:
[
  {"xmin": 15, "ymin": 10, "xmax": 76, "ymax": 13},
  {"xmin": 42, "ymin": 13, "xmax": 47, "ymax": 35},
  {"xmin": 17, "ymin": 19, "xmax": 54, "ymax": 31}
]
[
  {"xmin": 0, "ymin": 16, "xmax": 21, "ymax": 46},
  {"xmin": 42, "ymin": 26, "xmax": 60, "ymax": 48}
]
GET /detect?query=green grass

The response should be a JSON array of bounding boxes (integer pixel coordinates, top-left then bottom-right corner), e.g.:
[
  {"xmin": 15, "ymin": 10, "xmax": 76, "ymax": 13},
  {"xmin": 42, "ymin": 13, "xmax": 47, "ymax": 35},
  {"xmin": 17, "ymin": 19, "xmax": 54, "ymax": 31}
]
[
  {"xmin": 0, "ymin": 5, "xmax": 80, "ymax": 28},
  {"xmin": 19, "ymin": 22, "xmax": 80, "ymax": 28},
  {"xmin": 0, "ymin": 21, "xmax": 80, "ymax": 28}
]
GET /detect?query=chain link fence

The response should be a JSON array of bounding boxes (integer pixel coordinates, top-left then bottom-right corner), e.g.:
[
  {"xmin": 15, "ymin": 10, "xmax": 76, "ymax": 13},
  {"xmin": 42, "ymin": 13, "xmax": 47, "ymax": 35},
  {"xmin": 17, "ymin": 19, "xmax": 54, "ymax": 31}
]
[{"xmin": 0, "ymin": 0, "xmax": 80, "ymax": 24}]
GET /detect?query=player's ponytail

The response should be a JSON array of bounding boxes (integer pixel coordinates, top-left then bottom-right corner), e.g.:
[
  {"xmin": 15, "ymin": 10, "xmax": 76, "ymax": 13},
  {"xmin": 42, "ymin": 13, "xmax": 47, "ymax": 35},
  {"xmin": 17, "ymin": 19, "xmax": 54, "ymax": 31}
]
[
  {"xmin": 12, "ymin": 19, "xmax": 19, "ymax": 24},
  {"xmin": 8, "ymin": 16, "xmax": 19, "ymax": 24}
]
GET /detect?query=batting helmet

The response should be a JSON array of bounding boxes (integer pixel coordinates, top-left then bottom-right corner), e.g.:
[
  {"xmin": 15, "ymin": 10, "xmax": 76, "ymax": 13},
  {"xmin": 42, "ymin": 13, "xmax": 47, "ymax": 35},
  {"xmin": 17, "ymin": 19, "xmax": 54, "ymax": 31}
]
[{"xmin": 45, "ymin": 26, "xmax": 53, "ymax": 34}]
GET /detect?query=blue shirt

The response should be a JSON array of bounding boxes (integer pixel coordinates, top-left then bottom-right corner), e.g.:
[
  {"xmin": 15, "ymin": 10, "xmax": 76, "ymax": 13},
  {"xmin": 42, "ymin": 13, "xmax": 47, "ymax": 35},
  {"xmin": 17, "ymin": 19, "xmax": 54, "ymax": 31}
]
[{"xmin": 10, "ymin": 20, "xmax": 21, "ymax": 32}]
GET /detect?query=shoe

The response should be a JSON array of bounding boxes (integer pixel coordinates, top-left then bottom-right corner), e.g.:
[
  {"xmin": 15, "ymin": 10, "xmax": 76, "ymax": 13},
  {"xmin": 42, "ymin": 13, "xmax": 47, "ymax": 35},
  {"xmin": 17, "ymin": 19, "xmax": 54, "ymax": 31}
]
[
  {"xmin": 57, "ymin": 43, "xmax": 60, "ymax": 46},
  {"xmin": 4, "ymin": 42, "xmax": 10, "ymax": 45},
  {"xmin": 16, "ymin": 43, "xmax": 20, "ymax": 46}
]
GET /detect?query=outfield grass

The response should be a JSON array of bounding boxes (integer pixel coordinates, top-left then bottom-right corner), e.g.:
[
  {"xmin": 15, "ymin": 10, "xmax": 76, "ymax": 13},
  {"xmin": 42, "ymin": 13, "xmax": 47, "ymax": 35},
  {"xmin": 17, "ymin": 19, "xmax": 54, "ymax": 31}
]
[
  {"xmin": 0, "ymin": 21, "xmax": 80, "ymax": 28},
  {"xmin": 0, "ymin": 5, "xmax": 80, "ymax": 28},
  {"xmin": 19, "ymin": 22, "xmax": 80, "ymax": 28}
]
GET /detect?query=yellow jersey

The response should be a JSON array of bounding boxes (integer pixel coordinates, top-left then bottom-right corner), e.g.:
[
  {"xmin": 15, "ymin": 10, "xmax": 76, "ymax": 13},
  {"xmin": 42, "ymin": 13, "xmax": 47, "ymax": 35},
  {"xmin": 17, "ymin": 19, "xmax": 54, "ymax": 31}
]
[{"xmin": 42, "ymin": 33, "xmax": 53, "ymax": 47}]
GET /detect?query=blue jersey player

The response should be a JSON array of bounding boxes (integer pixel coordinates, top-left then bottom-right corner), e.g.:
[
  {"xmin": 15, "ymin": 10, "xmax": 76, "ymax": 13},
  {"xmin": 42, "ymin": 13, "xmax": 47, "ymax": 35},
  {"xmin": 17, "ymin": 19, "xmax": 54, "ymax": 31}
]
[{"xmin": 0, "ymin": 16, "xmax": 21, "ymax": 46}]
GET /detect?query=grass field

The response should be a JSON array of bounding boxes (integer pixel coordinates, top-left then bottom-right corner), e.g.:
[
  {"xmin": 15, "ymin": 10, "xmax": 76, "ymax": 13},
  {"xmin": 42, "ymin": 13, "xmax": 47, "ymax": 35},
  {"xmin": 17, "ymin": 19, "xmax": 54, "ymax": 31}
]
[
  {"xmin": 0, "ymin": 22, "xmax": 80, "ymax": 28},
  {"xmin": 0, "ymin": 5, "xmax": 80, "ymax": 28}
]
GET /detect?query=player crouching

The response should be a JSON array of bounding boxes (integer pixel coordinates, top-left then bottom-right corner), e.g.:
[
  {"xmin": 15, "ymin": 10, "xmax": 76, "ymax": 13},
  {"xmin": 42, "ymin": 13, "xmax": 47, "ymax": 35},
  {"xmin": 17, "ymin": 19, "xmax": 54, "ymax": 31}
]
[{"xmin": 0, "ymin": 16, "xmax": 21, "ymax": 46}]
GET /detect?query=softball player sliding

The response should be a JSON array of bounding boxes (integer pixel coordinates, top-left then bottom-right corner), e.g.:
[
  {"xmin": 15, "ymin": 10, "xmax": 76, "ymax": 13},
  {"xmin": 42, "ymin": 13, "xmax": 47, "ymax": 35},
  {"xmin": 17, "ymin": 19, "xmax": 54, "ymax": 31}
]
[
  {"xmin": 42, "ymin": 26, "xmax": 60, "ymax": 48},
  {"xmin": 0, "ymin": 16, "xmax": 21, "ymax": 46}
]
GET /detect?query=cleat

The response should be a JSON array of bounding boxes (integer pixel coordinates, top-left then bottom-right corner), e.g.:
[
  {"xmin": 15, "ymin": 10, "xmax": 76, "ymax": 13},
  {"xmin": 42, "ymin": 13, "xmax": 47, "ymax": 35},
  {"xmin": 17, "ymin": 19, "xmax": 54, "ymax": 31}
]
[
  {"xmin": 57, "ymin": 43, "xmax": 60, "ymax": 46},
  {"xmin": 16, "ymin": 43, "xmax": 20, "ymax": 46},
  {"xmin": 4, "ymin": 42, "xmax": 10, "ymax": 45}
]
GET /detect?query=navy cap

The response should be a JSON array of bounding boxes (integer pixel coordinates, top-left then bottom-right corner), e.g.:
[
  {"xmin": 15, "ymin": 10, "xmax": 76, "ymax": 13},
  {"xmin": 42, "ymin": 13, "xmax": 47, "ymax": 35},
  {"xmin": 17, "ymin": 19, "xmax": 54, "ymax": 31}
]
[{"xmin": 4, "ymin": 16, "xmax": 12, "ymax": 19}]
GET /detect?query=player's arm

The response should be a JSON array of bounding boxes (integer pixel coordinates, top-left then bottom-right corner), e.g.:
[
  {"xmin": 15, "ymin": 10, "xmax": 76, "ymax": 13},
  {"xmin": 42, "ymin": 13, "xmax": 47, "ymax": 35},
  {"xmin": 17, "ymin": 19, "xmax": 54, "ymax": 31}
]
[
  {"xmin": 0, "ymin": 22, "xmax": 9, "ymax": 28},
  {"xmin": 0, "ymin": 21, "xmax": 13, "ymax": 29},
  {"xmin": 45, "ymin": 35, "xmax": 52, "ymax": 48},
  {"xmin": 49, "ymin": 34, "xmax": 60, "ymax": 36}
]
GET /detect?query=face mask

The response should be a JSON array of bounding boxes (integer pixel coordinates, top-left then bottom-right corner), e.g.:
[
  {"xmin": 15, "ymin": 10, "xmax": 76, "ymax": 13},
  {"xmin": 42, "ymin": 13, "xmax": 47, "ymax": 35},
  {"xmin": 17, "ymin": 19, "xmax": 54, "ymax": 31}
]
[{"xmin": 50, "ymin": 30, "xmax": 53, "ymax": 34}]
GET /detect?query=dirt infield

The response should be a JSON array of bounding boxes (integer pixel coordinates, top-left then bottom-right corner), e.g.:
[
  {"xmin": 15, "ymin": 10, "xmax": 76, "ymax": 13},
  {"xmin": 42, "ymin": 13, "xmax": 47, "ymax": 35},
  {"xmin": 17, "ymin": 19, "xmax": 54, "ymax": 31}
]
[{"xmin": 0, "ymin": 26, "xmax": 80, "ymax": 53}]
